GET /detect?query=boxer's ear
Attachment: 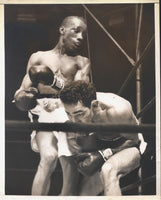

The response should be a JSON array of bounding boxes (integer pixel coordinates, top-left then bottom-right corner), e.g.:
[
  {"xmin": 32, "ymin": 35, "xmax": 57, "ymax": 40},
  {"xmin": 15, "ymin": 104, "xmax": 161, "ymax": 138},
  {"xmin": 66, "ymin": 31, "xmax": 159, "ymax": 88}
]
[
  {"xmin": 91, "ymin": 100, "xmax": 99, "ymax": 111},
  {"xmin": 91, "ymin": 100, "xmax": 103, "ymax": 115},
  {"xmin": 59, "ymin": 26, "xmax": 65, "ymax": 35},
  {"xmin": 91, "ymin": 100, "xmax": 107, "ymax": 111},
  {"xmin": 98, "ymin": 101, "xmax": 108, "ymax": 110}
]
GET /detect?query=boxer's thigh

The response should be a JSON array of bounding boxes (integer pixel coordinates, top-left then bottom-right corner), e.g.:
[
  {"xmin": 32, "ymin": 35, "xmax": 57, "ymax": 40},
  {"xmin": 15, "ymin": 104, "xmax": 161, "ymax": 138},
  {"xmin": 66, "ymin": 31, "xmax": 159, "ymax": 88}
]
[
  {"xmin": 35, "ymin": 131, "xmax": 58, "ymax": 156},
  {"xmin": 103, "ymin": 147, "xmax": 141, "ymax": 178},
  {"xmin": 59, "ymin": 156, "xmax": 80, "ymax": 195}
]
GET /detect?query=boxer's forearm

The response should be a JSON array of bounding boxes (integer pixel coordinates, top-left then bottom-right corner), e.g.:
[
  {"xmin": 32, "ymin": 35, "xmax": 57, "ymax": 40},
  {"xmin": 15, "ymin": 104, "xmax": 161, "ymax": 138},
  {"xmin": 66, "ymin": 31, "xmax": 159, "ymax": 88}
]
[
  {"xmin": 102, "ymin": 139, "xmax": 140, "ymax": 159},
  {"xmin": 110, "ymin": 139, "xmax": 139, "ymax": 154},
  {"xmin": 37, "ymin": 83, "xmax": 59, "ymax": 96}
]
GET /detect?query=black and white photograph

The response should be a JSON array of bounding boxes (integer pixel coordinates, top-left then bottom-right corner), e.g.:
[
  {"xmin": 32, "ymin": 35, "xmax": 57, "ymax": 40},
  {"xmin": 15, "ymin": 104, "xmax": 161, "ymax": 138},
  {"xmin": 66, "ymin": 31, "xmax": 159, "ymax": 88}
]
[{"xmin": 1, "ymin": 0, "xmax": 160, "ymax": 198}]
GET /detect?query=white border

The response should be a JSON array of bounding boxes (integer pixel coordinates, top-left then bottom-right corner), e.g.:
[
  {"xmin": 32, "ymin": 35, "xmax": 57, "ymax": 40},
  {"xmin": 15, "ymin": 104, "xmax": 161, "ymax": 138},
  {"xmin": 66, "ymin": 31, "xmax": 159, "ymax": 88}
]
[
  {"xmin": 0, "ymin": 1, "xmax": 160, "ymax": 200},
  {"xmin": 155, "ymin": 3, "xmax": 160, "ymax": 196},
  {"xmin": 0, "ymin": 0, "xmax": 160, "ymax": 4}
]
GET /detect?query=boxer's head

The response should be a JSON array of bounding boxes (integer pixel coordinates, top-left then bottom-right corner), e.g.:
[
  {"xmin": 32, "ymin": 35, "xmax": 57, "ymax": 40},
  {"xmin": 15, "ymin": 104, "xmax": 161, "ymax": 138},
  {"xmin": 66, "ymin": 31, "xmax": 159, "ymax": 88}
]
[
  {"xmin": 60, "ymin": 81, "xmax": 96, "ymax": 123},
  {"xmin": 59, "ymin": 16, "xmax": 87, "ymax": 52}
]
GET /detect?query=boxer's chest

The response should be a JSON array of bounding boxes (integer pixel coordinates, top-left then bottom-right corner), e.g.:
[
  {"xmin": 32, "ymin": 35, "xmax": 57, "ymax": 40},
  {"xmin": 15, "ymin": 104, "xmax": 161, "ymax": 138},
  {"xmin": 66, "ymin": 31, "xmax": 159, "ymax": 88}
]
[{"xmin": 41, "ymin": 54, "xmax": 79, "ymax": 80}]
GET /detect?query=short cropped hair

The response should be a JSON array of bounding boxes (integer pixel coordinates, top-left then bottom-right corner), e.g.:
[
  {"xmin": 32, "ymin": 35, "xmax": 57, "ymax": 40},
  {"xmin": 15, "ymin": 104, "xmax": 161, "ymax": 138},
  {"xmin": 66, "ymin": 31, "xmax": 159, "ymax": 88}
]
[
  {"xmin": 60, "ymin": 16, "xmax": 86, "ymax": 27},
  {"xmin": 60, "ymin": 80, "xmax": 96, "ymax": 108}
]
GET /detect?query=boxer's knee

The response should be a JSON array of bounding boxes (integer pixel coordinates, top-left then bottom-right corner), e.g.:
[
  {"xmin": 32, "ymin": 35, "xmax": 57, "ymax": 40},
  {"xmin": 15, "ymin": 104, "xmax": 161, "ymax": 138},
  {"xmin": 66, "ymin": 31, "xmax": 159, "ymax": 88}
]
[
  {"xmin": 101, "ymin": 161, "xmax": 119, "ymax": 184},
  {"xmin": 39, "ymin": 148, "xmax": 58, "ymax": 170}
]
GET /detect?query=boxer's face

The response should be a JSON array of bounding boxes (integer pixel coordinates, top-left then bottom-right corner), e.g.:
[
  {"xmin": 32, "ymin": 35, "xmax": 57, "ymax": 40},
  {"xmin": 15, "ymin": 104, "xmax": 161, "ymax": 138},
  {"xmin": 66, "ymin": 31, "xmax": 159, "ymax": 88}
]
[
  {"xmin": 60, "ymin": 18, "xmax": 87, "ymax": 51},
  {"xmin": 64, "ymin": 101, "xmax": 92, "ymax": 123}
]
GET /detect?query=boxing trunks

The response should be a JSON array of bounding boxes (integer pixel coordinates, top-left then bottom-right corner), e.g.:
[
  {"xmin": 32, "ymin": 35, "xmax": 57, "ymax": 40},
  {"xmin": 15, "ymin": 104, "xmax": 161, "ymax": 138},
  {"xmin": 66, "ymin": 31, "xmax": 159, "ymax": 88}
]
[
  {"xmin": 67, "ymin": 131, "xmax": 129, "ymax": 154},
  {"xmin": 67, "ymin": 130, "xmax": 147, "ymax": 155},
  {"xmin": 67, "ymin": 131, "xmax": 147, "ymax": 177},
  {"xmin": 28, "ymin": 98, "xmax": 72, "ymax": 157}
]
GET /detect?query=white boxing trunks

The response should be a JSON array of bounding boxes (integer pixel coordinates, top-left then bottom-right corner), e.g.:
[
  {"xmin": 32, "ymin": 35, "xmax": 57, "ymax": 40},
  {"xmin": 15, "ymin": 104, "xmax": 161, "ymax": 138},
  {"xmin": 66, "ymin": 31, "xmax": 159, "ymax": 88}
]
[{"xmin": 28, "ymin": 98, "xmax": 72, "ymax": 157}]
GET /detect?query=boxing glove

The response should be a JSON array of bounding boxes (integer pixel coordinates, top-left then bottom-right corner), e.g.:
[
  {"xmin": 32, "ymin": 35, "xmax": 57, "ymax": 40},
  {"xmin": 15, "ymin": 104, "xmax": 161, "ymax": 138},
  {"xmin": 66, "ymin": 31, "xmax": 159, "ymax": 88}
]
[
  {"xmin": 29, "ymin": 65, "xmax": 54, "ymax": 86},
  {"xmin": 14, "ymin": 87, "xmax": 38, "ymax": 111},
  {"xmin": 75, "ymin": 151, "xmax": 105, "ymax": 176},
  {"xmin": 29, "ymin": 65, "xmax": 64, "ymax": 91},
  {"xmin": 76, "ymin": 133, "xmax": 98, "ymax": 152}
]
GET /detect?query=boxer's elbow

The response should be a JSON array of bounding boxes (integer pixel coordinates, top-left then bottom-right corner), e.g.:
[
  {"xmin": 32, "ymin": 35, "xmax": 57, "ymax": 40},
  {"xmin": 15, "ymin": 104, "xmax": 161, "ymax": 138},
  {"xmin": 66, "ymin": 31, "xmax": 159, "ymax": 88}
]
[{"xmin": 127, "ymin": 137, "xmax": 140, "ymax": 148}]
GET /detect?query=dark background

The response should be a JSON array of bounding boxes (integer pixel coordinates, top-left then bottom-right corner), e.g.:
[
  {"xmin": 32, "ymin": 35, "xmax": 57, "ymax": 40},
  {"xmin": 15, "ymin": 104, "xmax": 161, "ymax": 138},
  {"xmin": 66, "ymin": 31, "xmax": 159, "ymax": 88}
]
[{"xmin": 5, "ymin": 4, "xmax": 156, "ymax": 195}]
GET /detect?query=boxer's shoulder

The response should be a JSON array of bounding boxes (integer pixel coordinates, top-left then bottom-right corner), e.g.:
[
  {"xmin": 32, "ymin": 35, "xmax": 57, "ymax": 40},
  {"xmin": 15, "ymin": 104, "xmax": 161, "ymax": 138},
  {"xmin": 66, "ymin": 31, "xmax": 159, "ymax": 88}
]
[
  {"xmin": 96, "ymin": 92, "xmax": 116, "ymax": 100},
  {"xmin": 76, "ymin": 55, "xmax": 90, "ymax": 66},
  {"xmin": 30, "ymin": 50, "xmax": 56, "ymax": 61},
  {"xmin": 96, "ymin": 92, "xmax": 131, "ymax": 108}
]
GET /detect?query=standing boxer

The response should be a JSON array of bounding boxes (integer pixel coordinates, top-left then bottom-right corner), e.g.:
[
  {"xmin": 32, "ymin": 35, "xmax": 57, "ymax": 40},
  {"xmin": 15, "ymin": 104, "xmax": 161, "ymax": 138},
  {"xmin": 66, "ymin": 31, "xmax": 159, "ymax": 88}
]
[
  {"xmin": 60, "ymin": 80, "xmax": 147, "ymax": 196},
  {"xmin": 14, "ymin": 16, "xmax": 90, "ymax": 195}
]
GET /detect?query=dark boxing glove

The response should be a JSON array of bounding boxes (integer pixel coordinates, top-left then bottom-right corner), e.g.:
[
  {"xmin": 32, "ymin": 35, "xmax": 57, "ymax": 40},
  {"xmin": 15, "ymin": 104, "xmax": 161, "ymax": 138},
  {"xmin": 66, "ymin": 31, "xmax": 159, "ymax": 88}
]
[
  {"xmin": 75, "ymin": 151, "xmax": 106, "ymax": 176},
  {"xmin": 29, "ymin": 65, "xmax": 64, "ymax": 91},
  {"xmin": 14, "ymin": 87, "xmax": 38, "ymax": 111},
  {"xmin": 76, "ymin": 133, "xmax": 98, "ymax": 152}
]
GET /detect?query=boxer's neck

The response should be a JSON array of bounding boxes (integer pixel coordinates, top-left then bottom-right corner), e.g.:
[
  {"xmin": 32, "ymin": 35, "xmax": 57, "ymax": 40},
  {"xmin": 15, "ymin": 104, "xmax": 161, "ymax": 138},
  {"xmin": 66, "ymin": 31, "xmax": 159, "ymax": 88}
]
[{"xmin": 54, "ymin": 38, "xmax": 77, "ymax": 57}]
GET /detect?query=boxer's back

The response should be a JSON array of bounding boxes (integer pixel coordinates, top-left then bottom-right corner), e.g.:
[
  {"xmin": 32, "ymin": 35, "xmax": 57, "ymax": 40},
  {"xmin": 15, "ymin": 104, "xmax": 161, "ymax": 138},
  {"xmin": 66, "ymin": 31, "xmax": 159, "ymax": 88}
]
[
  {"xmin": 96, "ymin": 92, "xmax": 136, "ymax": 124},
  {"xmin": 95, "ymin": 92, "xmax": 139, "ymax": 142}
]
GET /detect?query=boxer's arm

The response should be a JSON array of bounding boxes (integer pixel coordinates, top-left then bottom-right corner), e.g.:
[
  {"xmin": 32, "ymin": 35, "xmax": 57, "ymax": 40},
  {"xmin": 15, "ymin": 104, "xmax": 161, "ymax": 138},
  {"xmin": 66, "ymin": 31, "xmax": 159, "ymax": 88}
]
[
  {"xmin": 75, "ymin": 133, "xmax": 140, "ymax": 177},
  {"xmin": 14, "ymin": 74, "xmax": 33, "ymax": 96},
  {"xmin": 26, "ymin": 52, "xmax": 40, "ymax": 73},
  {"xmin": 102, "ymin": 106, "xmax": 141, "ymax": 157},
  {"xmin": 15, "ymin": 52, "xmax": 41, "ymax": 95},
  {"xmin": 15, "ymin": 52, "xmax": 41, "ymax": 96},
  {"xmin": 74, "ymin": 57, "xmax": 90, "ymax": 83},
  {"xmin": 108, "ymin": 135, "xmax": 140, "ymax": 155},
  {"xmin": 13, "ymin": 74, "xmax": 39, "ymax": 111},
  {"xmin": 14, "ymin": 53, "xmax": 37, "ymax": 107},
  {"xmin": 27, "ymin": 53, "xmax": 61, "ymax": 96},
  {"xmin": 13, "ymin": 53, "xmax": 41, "ymax": 111}
]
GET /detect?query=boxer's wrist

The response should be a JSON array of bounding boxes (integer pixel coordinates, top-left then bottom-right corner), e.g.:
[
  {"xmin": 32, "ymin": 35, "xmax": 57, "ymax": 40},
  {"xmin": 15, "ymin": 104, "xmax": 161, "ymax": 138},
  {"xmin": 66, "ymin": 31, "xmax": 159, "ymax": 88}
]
[
  {"xmin": 99, "ymin": 148, "xmax": 113, "ymax": 161},
  {"xmin": 51, "ymin": 76, "xmax": 64, "ymax": 90},
  {"xmin": 98, "ymin": 150, "xmax": 107, "ymax": 162},
  {"xmin": 28, "ymin": 87, "xmax": 39, "ymax": 95}
]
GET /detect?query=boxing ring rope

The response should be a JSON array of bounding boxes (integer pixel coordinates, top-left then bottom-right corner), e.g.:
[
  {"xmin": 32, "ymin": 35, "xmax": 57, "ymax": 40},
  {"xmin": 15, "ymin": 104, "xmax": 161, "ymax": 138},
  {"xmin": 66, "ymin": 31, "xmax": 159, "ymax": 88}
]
[
  {"xmin": 6, "ymin": 120, "xmax": 156, "ymax": 193},
  {"xmin": 5, "ymin": 120, "xmax": 155, "ymax": 133},
  {"xmin": 82, "ymin": 4, "xmax": 135, "ymax": 66},
  {"xmin": 121, "ymin": 175, "xmax": 156, "ymax": 192}
]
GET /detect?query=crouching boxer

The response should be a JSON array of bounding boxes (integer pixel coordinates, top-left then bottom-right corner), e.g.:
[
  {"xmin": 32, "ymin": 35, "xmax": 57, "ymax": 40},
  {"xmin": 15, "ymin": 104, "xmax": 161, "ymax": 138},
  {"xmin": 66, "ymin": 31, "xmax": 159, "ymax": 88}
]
[
  {"xmin": 60, "ymin": 80, "xmax": 147, "ymax": 196},
  {"xmin": 13, "ymin": 16, "xmax": 90, "ymax": 195}
]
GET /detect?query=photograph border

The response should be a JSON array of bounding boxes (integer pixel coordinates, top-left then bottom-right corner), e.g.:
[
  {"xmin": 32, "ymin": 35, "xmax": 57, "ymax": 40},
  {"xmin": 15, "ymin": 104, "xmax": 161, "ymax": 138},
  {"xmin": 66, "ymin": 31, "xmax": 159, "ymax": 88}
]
[{"xmin": 0, "ymin": 0, "xmax": 160, "ymax": 199}]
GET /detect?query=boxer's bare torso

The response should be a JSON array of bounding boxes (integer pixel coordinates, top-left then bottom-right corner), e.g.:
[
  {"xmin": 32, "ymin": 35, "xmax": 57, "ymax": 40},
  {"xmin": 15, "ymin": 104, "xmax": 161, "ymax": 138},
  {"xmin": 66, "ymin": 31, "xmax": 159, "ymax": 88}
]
[
  {"xmin": 93, "ymin": 92, "xmax": 137, "ymax": 124},
  {"xmin": 18, "ymin": 16, "xmax": 90, "ymax": 91},
  {"xmin": 64, "ymin": 92, "xmax": 140, "ymax": 148},
  {"xmin": 92, "ymin": 92, "xmax": 139, "ymax": 142},
  {"xmin": 26, "ymin": 49, "xmax": 89, "ymax": 85}
]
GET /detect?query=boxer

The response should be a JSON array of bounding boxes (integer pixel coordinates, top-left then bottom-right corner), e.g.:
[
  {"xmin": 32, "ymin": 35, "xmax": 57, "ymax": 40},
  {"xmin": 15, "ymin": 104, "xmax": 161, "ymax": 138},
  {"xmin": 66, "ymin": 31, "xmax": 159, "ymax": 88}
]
[
  {"xmin": 60, "ymin": 80, "xmax": 147, "ymax": 195},
  {"xmin": 14, "ymin": 16, "xmax": 90, "ymax": 195}
]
